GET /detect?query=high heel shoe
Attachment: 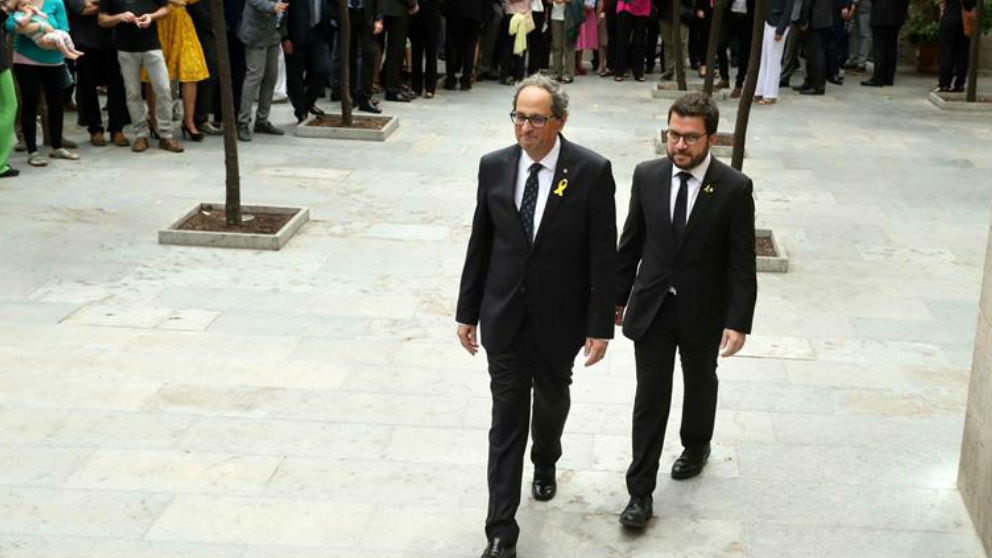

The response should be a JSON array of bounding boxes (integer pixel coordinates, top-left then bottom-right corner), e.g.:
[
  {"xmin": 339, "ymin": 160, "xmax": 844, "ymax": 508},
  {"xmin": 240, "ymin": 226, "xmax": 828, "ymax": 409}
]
[
  {"xmin": 147, "ymin": 122, "xmax": 161, "ymax": 140},
  {"xmin": 182, "ymin": 123, "xmax": 204, "ymax": 142}
]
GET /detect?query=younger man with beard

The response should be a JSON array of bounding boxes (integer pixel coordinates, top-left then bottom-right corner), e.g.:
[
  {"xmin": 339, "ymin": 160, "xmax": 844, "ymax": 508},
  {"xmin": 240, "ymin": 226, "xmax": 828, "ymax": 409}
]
[{"xmin": 615, "ymin": 92, "xmax": 757, "ymax": 529}]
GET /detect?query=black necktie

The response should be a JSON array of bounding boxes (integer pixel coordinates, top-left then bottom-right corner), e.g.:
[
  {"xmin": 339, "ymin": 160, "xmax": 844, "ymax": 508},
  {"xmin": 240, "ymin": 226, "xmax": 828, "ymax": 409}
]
[
  {"xmin": 672, "ymin": 171, "xmax": 690, "ymax": 245},
  {"xmin": 520, "ymin": 163, "xmax": 542, "ymax": 243}
]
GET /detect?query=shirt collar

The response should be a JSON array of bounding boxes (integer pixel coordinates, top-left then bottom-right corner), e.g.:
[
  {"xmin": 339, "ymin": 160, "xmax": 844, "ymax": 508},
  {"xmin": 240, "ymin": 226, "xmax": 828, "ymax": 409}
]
[
  {"xmin": 671, "ymin": 151, "xmax": 712, "ymax": 184},
  {"xmin": 521, "ymin": 136, "xmax": 562, "ymax": 175}
]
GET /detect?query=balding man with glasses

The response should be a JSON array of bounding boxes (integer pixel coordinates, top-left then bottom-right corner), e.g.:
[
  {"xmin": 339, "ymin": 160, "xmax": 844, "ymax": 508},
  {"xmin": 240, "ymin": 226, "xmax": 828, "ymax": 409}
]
[{"xmin": 456, "ymin": 73, "xmax": 618, "ymax": 558}]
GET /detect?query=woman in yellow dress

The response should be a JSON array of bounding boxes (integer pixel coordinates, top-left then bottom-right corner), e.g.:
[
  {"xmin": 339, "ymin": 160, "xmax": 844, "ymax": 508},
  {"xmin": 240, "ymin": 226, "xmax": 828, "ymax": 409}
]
[{"xmin": 145, "ymin": 0, "xmax": 210, "ymax": 140}]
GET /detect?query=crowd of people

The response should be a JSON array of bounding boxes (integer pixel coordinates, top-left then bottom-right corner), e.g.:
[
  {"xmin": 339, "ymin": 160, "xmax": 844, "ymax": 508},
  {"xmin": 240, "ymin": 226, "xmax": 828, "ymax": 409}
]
[{"xmin": 0, "ymin": 0, "xmax": 979, "ymax": 178}]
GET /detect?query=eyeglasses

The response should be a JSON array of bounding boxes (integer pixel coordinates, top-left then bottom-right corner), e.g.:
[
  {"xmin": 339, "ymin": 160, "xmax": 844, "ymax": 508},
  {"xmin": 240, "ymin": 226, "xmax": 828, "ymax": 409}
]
[
  {"xmin": 667, "ymin": 131, "xmax": 707, "ymax": 146},
  {"xmin": 510, "ymin": 112, "xmax": 555, "ymax": 128}
]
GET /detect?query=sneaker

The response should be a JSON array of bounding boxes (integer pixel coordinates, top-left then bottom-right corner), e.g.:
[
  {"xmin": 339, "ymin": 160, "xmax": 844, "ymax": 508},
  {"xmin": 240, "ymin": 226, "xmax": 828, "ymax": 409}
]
[
  {"xmin": 237, "ymin": 125, "xmax": 252, "ymax": 142},
  {"xmin": 254, "ymin": 120, "xmax": 285, "ymax": 135},
  {"xmin": 27, "ymin": 152, "xmax": 48, "ymax": 167},
  {"xmin": 50, "ymin": 148, "xmax": 80, "ymax": 160}
]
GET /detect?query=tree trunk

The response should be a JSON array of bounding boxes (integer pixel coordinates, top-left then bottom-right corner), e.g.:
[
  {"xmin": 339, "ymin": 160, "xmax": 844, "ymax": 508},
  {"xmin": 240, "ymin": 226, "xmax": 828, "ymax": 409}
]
[
  {"xmin": 672, "ymin": 0, "xmax": 687, "ymax": 89},
  {"xmin": 703, "ymin": 0, "xmax": 728, "ymax": 96},
  {"xmin": 966, "ymin": 0, "xmax": 982, "ymax": 102},
  {"xmin": 338, "ymin": 0, "xmax": 354, "ymax": 125},
  {"xmin": 730, "ymin": 0, "xmax": 766, "ymax": 170},
  {"xmin": 210, "ymin": 0, "xmax": 241, "ymax": 225}
]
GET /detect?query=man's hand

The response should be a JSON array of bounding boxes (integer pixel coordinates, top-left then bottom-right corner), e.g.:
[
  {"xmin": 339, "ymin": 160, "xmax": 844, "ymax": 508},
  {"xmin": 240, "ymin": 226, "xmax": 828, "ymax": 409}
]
[
  {"xmin": 373, "ymin": 20, "xmax": 383, "ymax": 34},
  {"xmin": 274, "ymin": 1, "xmax": 288, "ymax": 13},
  {"xmin": 135, "ymin": 13, "xmax": 152, "ymax": 27},
  {"xmin": 720, "ymin": 329, "xmax": 747, "ymax": 357},
  {"xmin": 583, "ymin": 338, "xmax": 608, "ymax": 367},
  {"xmin": 119, "ymin": 10, "xmax": 136, "ymax": 22},
  {"xmin": 282, "ymin": 39, "xmax": 293, "ymax": 54},
  {"xmin": 457, "ymin": 324, "xmax": 479, "ymax": 356},
  {"xmin": 614, "ymin": 305, "xmax": 625, "ymax": 326},
  {"xmin": 696, "ymin": 9, "xmax": 704, "ymax": 17},
  {"xmin": 82, "ymin": 0, "xmax": 99, "ymax": 16},
  {"xmin": 407, "ymin": 2, "xmax": 418, "ymax": 14},
  {"xmin": 774, "ymin": 33, "xmax": 783, "ymax": 41}
]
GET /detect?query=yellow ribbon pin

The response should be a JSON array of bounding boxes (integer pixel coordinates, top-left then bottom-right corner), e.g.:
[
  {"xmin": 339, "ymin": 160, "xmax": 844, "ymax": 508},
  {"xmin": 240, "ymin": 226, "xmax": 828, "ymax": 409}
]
[
  {"xmin": 703, "ymin": 184, "xmax": 714, "ymax": 194},
  {"xmin": 554, "ymin": 178, "xmax": 568, "ymax": 197}
]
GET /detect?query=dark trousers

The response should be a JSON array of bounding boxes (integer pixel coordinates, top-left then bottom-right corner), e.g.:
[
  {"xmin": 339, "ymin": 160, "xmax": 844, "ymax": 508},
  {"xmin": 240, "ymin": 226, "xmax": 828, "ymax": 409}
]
[
  {"xmin": 616, "ymin": 12, "xmax": 648, "ymax": 79},
  {"xmin": 605, "ymin": 0, "xmax": 618, "ymax": 70},
  {"xmin": 75, "ymin": 46, "xmax": 128, "ymax": 134},
  {"xmin": 870, "ymin": 25, "xmax": 899, "ymax": 84},
  {"xmin": 826, "ymin": 14, "xmax": 846, "ymax": 79},
  {"xmin": 445, "ymin": 16, "xmax": 480, "ymax": 86},
  {"xmin": 485, "ymin": 317, "xmax": 574, "ymax": 546},
  {"xmin": 689, "ymin": 13, "xmax": 706, "ymax": 67},
  {"xmin": 801, "ymin": 26, "xmax": 829, "ymax": 89},
  {"xmin": 625, "ymin": 295, "xmax": 720, "ymax": 497},
  {"xmin": 938, "ymin": 19, "xmax": 968, "ymax": 89},
  {"xmin": 718, "ymin": 12, "xmax": 752, "ymax": 87},
  {"xmin": 188, "ymin": 0, "xmax": 217, "ymax": 126},
  {"xmin": 645, "ymin": 15, "xmax": 661, "ymax": 72},
  {"xmin": 779, "ymin": 23, "xmax": 801, "ymax": 82},
  {"xmin": 350, "ymin": 10, "xmax": 378, "ymax": 102},
  {"xmin": 383, "ymin": 13, "xmax": 410, "ymax": 94},
  {"xmin": 13, "ymin": 63, "xmax": 65, "ymax": 152},
  {"xmin": 527, "ymin": 11, "xmax": 549, "ymax": 75},
  {"xmin": 215, "ymin": 30, "xmax": 247, "ymax": 123},
  {"xmin": 286, "ymin": 25, "xmax": 332, "ymax": 119},
  {"xmin": 498, "ymin": 14, "xmax": 525, "ymax": 81},
  {"xmin": 409, "ymin": 5, "xmax": 440, "ymax": 94}
]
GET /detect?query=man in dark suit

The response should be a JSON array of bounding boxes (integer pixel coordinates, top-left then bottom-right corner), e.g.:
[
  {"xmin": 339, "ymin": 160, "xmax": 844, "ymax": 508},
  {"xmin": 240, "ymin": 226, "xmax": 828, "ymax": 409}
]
[
  {"xmin": 615, "ymin": 92, "xmax": 756, "ymax": 529},
  {"xmin": 441, "ymin": 0, "xmax": 486, "ymax": 90},
  {"xmin": 860, "ymin": 0, "xmax": 908, "ymax": 86},
  {"xmin": 378, "ymin": 0, "xmax": 419, "ymax": 101},
  {"xmin": 456, "ymin": 74, "xmax": 617, "ymax": 558},
  {"xmin": 283, "ymin": 0, "xmax": 335, "ymax": 123},
  {"xmin": 347, "ymin": 0, "xmax": 384, "ymax": 112},
  {"xmin": 795, "ymin": 0, "xmax": 834, "ymax": 94}
]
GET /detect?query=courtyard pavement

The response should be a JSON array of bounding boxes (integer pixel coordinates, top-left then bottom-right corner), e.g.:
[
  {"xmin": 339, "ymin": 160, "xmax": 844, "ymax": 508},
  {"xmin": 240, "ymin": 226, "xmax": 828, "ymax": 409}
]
[{"xmin": 0, "ymin": 63, "xmax": 991, "ymax": 557}]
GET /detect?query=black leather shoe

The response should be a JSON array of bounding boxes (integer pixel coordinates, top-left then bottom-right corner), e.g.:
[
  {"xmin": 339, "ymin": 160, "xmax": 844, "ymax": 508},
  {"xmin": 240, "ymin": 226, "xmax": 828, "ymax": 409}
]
[
  {"xmin": 671, "ymin": 444, "xmax": 711, "ymax": 480},
  {"xmin": 798, "ymin": 87, "xmax": 825, "ymax": 95},
  {"xmin": 860, "ymin": 79, "xmax": 884, "ymax": 87},
  {"xmin": 792, "ymin": 82, "xmax": 811, "ymax": 91},
  {"xmin": 480, "ymin": 537, "xmax": 516, "ymax": 558},
  {"xmin": 358, "ymin": 100, "xmax": 383, "ymax": 114},
  {"xmin": 826, "ymin": 75, "xmax": 843, "ymax": 85},
  {"xmin": 532, "ymin": 464, "xmax": 556, "ymax": 501},
  {"xmin": 443, "ymin": 80, "xmax": 457, "ymax": 90},
  {"xmin": 619, "ymin": 495, "xmax": 653, "ymax": 529},
  {"xmin": 385, "ymin": 91, "xmax": 413, "ymax": 102}
]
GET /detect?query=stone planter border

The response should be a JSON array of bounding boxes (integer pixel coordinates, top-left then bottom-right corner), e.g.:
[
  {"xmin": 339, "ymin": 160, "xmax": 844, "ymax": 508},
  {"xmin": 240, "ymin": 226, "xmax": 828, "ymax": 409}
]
[
  {"xmin": 927, "ymin": 91, "xmax": 992, "ymax": 112},
  {"xmin": 652, "ymin": 81, "xmax": 730, "ymax": 100},
  {"xmin": 756, "ymin": 227, "xmax": 789, "ymax": 273},
  {"xmin": 295, "ymin": 115, "xmax": 399, "ymax": 141},
  {"xmin": 159, "ymin": 203, "xmax": 310, "ymax": 251}
]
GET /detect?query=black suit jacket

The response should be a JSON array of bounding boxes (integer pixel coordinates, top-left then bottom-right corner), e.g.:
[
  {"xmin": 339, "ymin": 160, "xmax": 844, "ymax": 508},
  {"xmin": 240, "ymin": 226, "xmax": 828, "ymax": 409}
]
[
  {"xmin": 617, "ymin": 156, "xmax": 756, "ymax": 345},
  {"xmin": 378, "ymin": 0, "xmax": 417, "ymax": 17},
  {"xmin": 800, "ymin": 0, "xmax": 834, "ymax": 28},
  {"xmin": 456, "ymin": 136, "xmax": 618, "ymax": 365},
  {"xmin": 870, "ymin": 0, "xmax": 908, "ymax": 26},
  {"xmin": 440, "ymin": 0, "xmax": 486, "ymax": 20},
  {"xmin": 286, "ymin": 0, "xmax": 335, "ymax": 43}
]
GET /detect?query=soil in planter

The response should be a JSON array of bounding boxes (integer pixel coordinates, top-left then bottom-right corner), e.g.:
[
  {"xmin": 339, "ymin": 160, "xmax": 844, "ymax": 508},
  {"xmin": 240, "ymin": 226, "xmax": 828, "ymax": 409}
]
[
  {"xmin": 178, "ymin": 209, "xmax": 295, "ymax": 235},
  {"xmin": 307, "ymin": 115, "xmax": 392, "ymax": 130},
  {"xmin": 936, "ymin": 92, "xmax": 992, "ymax": 104},
  {"xmin": 662, "ymin": 130, "xmax": 734, "ymax": 146},
  {"xmin": 756, "ymin": 236, "xmax": 777, "ymax": 257}
]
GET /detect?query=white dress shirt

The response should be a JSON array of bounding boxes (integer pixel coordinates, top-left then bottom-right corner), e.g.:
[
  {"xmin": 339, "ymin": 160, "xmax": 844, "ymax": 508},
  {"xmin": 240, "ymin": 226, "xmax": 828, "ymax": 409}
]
[
  {"xmin": 669, "ymin": 152, "xmax": 712, "ymax": 225},
  {"xmin": 515, "ymin": 137, "xmax": 561, "ymax": 239}
]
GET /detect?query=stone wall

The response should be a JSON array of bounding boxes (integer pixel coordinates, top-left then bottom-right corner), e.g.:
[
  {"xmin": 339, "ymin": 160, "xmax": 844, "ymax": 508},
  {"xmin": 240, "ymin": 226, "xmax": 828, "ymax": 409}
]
[{"xmin": 959, "ymin": 219, "xmax": 992, "ymax": 558}]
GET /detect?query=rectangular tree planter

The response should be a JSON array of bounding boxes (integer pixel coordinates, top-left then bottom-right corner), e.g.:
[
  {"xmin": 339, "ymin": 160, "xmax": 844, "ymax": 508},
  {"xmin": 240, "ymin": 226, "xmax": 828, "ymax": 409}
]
[
  {"xmin": 756, "ymin": 227, "xmax": 788, "ymax": 273},
  {"xmin": 159, "ymin": 203, "xmax": 310, "ymax": 251},
  {"xmin": 927, "ymin": 91, "xmax": 992, "ymax": 112},
  {"xmin": 295, "ymin": 115, "xmax": 399, "ymax": 141},
  {"xmin": 652, "ymin": 81, "xmax": 730, "ymax": 100},
  {"xmin": 657, "ymin": 129, "xmax": 741, "ymax": 159}
]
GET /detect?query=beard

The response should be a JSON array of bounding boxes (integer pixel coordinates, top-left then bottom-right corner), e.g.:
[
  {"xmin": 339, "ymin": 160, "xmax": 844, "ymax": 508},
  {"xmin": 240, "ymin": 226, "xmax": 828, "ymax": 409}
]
[{"xmin": 667, "ymin": 145, "xmax": 710, "ymax": 171}]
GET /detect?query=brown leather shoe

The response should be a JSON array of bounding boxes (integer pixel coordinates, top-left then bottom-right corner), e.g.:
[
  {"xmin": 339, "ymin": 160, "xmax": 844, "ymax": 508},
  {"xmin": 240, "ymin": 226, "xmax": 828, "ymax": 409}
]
[
  {"xmin": 158, "ymin": 138, "xmax": 184, "ymax": 153},
  {"xmin": 730, "ymin": 87, "xmax": 742, "ymax": 99},
  {"xmin": 90, "ymin": 131, "xmax": 107, "ymax": 147},
  {"xmin": 111, "ymin": 131, "xmax": 130, "ymax": 147},
  {"xmin": 131, "ymin": 137, "xmax": 148, "ymax": 152}
]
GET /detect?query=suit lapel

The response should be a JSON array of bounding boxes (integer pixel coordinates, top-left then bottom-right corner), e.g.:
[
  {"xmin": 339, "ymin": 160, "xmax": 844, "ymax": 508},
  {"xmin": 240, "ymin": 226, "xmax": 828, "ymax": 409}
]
[
  {"xmin": 675, "ymin": 158, "xmax": 721, "ymax": 253},
  {"xmin": 531, "ymin": 136, "xmax": 570, "ymax": 250}
]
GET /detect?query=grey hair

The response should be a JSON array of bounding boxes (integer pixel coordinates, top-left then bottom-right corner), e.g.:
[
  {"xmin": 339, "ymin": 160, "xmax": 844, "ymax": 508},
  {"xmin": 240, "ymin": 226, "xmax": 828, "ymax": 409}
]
[{"xmin": 512, "ymin": 74, "xmax": 570, "ymax": 119}]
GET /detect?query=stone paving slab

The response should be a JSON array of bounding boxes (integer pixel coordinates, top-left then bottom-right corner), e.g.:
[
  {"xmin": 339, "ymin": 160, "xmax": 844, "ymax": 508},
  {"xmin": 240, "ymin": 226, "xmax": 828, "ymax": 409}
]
[{"xmin": 0, "ymin": 66, "xmax": 990, "ymax": 557}]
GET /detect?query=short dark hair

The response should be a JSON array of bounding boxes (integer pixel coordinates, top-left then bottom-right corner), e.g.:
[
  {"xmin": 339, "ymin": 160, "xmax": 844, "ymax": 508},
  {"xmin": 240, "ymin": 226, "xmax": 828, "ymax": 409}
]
[{"xmin": 668, "ymin": 93, "xmax": 719, "ymax": 135}]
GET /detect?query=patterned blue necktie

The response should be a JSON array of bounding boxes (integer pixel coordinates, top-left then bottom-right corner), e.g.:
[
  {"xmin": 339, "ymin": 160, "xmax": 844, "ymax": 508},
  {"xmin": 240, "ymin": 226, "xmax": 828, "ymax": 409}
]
[{"xmin": 519, "ymin": 163, "xmax": 543, "ymax": 243}]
